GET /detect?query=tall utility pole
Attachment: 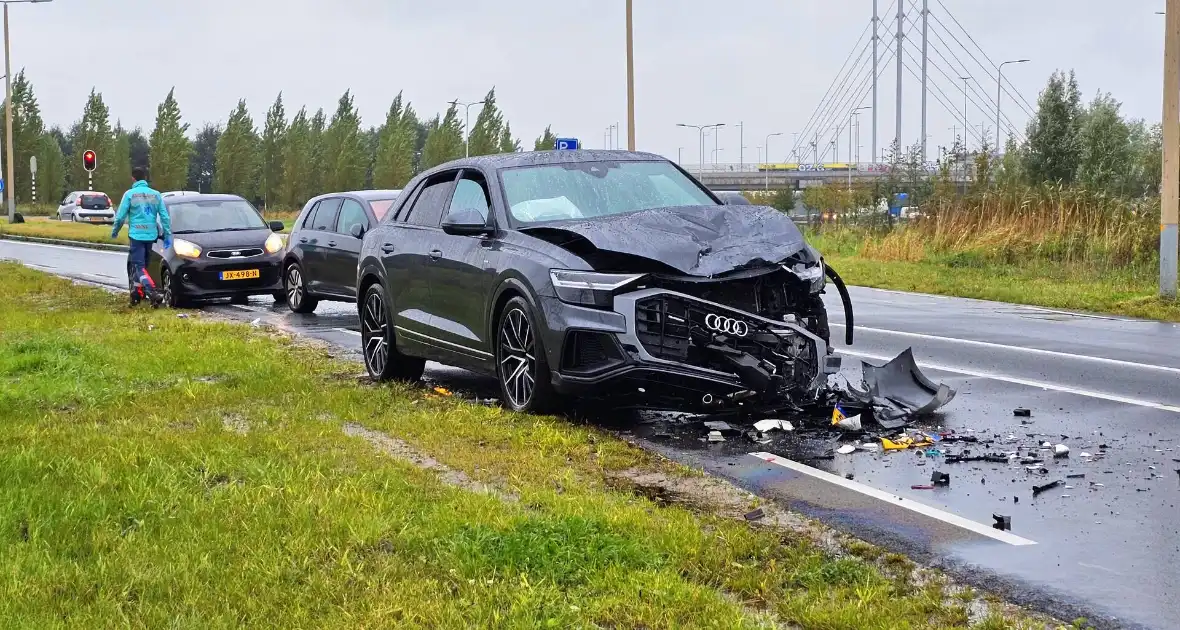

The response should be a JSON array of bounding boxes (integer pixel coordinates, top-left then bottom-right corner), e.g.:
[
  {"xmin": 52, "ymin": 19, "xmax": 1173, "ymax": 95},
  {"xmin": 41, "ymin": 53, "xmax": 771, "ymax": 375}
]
[
  {"xmin": 997, "ymin": 59, "xmax": 1029, "ymax": 150},
  {"xmin": 958, "ymin": 76, "xmax": 972, "ymax": 150},
  {"xmin": 872, "ymin": 0, "xmax": 878, "ymax": 165},
  {"xmin": 920, "ymin": 0, "xmax": 929, "ymax": 162},
  {"xmin": 1161, "ymin": 0, "xmax": 1180, "ymax": 298},
  {"xmin": 849, "ymin": 107, "xmax": 868, "ymax": 189},
  {"xmin": 764, "ymin": 132, "xmax": 782, "ymax": 190},
  {"xmin": 449, "ymin": 99, "xmax": 486, "ymax": 158},
  {"xmin": 625, "ymin": 0, "xmax": 636, "ymax": 150},
  {"xmin": 3, "ymin": 0, "xmax": 52, "ymax": 222},
  {"xmin": 894, "ymin": 0, "xmax": 903, "ymax": 157},
  {"xmin": 736, "ymin": 121, "xmax": 744, "ymax": 170}
]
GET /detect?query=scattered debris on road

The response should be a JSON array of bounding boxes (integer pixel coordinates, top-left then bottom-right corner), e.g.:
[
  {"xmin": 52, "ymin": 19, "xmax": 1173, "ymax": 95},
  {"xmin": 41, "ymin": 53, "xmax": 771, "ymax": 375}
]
[
  {"xmin": 931, "ymin": 471, "xmax": 951, "ymax": 486},
  {"xmin": 753, "ymin": 419, "xmax": 793, "ymax": 433},
  {"xmin": 743, "ymin": 507, "xmax": 765, "ymax": 521},
  {"xmin": 992, "ymin": 514, "xmax": 1012, "ymax": 531},
  {"xmin": 1032, "ymin": 480, "xmax": 1063, "ymax": 496},
  {"xmin": 1013, "ymin": 408, "xmax": 1031, "ymax": 417},
  {"xmin": 836, "ymin": 444, "xmax": 858, "ymax": 455}
]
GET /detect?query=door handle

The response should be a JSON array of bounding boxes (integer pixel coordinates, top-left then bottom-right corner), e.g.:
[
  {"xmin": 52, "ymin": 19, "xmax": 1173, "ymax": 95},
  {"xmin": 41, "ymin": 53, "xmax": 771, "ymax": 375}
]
[
  {"xmin": 381, "ymin": 243, "xmax": 395, "ymax": 254},
  {"xmin": 299, "ymin": 237, "xmax": 308, "ymax": 243},
  {"xmin": 429, "ymin": 249, "xmax": 443, "ymax": 260},
  {"xmin": 328, "ymin": 241, "xmax": 337, "ymax": 248}
]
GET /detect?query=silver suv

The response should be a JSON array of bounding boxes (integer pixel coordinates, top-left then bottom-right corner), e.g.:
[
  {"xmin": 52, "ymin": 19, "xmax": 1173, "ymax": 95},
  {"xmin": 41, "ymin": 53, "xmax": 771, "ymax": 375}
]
[{"xmin": 57, "ymin": 191, "xmax": 114, "ymax": 223}]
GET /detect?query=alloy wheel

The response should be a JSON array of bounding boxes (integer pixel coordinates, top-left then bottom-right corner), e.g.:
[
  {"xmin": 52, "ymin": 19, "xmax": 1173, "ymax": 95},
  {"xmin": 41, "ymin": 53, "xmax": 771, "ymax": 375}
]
[
  {"xmin": 499, "ymin": 307, "xmax": 536, "ymax": 409},
  {"xmin": 161, "ymin": 270, "xmax": 174, "ymax": 306},
  {"xmin": 362, "ymin": 290, "xmax": 389, "ymax": 376},
  {"xmin": 286, "ymin": 266, "xmax": 303, "ymax": 310}
]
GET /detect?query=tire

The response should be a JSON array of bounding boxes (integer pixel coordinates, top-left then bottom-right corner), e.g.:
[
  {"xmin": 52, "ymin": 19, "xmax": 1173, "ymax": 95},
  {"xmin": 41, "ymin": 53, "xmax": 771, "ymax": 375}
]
[
  {"xmin": 285, "ymin": 262, "xmax": 318, "ymax": 313},
  {"xmin": 360, "ymin": 283, "xmax": 425, "ymax": 382},
  {"xmin": 272, "ymin": 291, "xmax": 287, "ymax": 304},
  {"xmin": 495, "ymin": 296, "xmax": 562, "ymax": 414},
  {"xmin": 160, "ymin": 267, "xmax": 188, "ymax": 308}
]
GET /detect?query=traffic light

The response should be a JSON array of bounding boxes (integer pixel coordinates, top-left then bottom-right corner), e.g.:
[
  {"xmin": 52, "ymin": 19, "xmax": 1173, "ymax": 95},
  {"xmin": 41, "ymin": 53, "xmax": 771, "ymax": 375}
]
[{"xmin": 82, "ymin": 150, "xmax": 96, "ymax": 172}]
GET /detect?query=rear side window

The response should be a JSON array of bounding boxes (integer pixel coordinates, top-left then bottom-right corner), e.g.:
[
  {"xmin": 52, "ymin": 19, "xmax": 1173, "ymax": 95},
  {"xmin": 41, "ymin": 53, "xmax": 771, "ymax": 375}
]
[
  {"xmin": 312, "ymin": 198, "xmax": 342, "ymax": 231},
  {"xmin": 369, "ymin": 198, "xmax": 397, "ymax": 221},
  {"xmin": 300, "ymin": 201, "xmax": 322, "ymax": 229},
  {"xmin": 404, "ymin": 177, "xmax": 456, "ymax": 227}
]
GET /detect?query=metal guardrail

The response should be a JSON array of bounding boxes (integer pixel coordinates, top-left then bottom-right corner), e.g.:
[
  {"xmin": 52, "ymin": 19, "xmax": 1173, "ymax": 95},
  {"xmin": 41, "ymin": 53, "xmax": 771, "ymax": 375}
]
[{"xmin": 678, "ymin": 162, "xmax": 955, "ymax": 174}]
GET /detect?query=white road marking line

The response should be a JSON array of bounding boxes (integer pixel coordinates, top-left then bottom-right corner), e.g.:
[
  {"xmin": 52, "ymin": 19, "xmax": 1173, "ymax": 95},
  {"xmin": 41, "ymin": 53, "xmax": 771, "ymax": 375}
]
[
  {"xmin": 0, "ymin": 239, "xmax": 123, "ymax": 256},
  {"xmin": 1014, "ymin": 305, "xmax": 1133, "ymax": 322},
  {"xmin": 840, "ymin": 349, "xmax": 1180, "ymax": 414},
  {"xmin": 749, "ymin": 452, "xmax": 1038, "ymax": 546},
  {"xmin": 333, "ymin": 328, "xmax": 361, "ymax": 337},
  {"xmin": 831, "ymin": 323, "xmax": 1180, "ymax": 375}
]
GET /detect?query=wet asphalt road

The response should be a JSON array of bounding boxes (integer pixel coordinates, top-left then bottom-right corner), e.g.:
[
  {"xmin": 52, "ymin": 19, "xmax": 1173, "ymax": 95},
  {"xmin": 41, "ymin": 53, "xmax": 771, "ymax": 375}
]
[{"xmin": 4, "ymin": 238, "xmax": 1179, "ymax": 629}]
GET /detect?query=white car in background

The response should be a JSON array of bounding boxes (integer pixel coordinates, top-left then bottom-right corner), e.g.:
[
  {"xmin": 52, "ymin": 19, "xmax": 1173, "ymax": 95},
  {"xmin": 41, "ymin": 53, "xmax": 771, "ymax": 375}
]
[
  {"xmin": 57, "ymin": 191, "xmax": 114, "ymax": 223},
  {"xmin": 162, "ymin": 191, "xmax": 201, "ymax": 198}
]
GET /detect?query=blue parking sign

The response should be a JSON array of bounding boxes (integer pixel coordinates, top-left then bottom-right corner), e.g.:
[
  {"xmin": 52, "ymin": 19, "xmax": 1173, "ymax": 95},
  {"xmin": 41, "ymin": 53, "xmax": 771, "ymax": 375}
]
[{"xmin": 554, "ymin": 137, "xmax": 580, "ymax": 151}]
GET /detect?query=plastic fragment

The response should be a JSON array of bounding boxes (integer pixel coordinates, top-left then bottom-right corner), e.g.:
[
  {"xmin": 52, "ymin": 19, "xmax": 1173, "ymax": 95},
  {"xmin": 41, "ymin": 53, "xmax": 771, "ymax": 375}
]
[
  {"xmin": 992, "ymin": 514, "xmax": 1011, "ymax": 531},
  {"xmin": 1013, "ymin": 408, "xmax": 1031, "ymax": 417},
  {"xmin": 743, "ymin": 507, "xmax": 765, "ymax": 521},
  {"xmin": 707, "ymin": 431, "xmax": 725, "ymax": 443},
  {"xmin": 753, "ymin": 419, "xmax": 794, "ymax": 432},
  {"xmin": 1054, "ymin": 444, "xmax": 1070, "ymax": 458},
  {"xmin": 910, "ymin": 484, "xmax": 934, "ymax": 490},
  {"xmin": 931, "ymin": 471, "xmax": 950, "ymax": 486},
  {"xmin": 1032, "ymin": 479, "xmax": 1062, "ymax": 496},
  {"xmin": 433, "ymin": 386, "xmax": 452, "ymax": 396},
  {"xmin": 836, "ymin": 444, "xmax": 857, "ymax": 455}
]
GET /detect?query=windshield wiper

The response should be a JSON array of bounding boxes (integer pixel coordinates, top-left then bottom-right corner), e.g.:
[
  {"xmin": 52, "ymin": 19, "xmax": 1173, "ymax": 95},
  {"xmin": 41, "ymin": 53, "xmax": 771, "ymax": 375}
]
[{"xmin": 203, "ymin": 227, "xmax": 260, "ymax": 232}]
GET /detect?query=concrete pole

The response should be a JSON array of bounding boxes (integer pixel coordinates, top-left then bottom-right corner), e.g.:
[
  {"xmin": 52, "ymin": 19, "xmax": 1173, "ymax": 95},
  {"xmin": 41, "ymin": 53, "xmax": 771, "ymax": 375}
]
[
  {"xmin": 625, "ymin": 0, "xmax": 636, "ymax": 151},
  {"xmin": 872, "ymin": 0, "xmax": 878, "ymax": 165},
  {"xmin": 1161, "ymin": 0, "xmax": 1180, "ymax": 298},
  {"xmin": 920, "ymin": 0, "xmax": 928, "ymax": 163},
  {"xmin": 894, "ymin": 0, "xmax": 903, "ymax": 158},
  {"xmin": 4, "ymin": 4, "xmax": 12, "ymax": 222},
  {"xmin": 737, "ymin": 121, "xmax": 743, "ymax": 170}
]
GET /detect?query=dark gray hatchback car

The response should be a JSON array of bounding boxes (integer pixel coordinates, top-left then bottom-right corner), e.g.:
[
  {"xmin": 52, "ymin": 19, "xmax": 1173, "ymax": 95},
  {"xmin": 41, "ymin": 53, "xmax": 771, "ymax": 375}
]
[
  {"xmin": 356, "ymin": 150, "xmax": 850, "ymax": 414},
  {"xmin": 282, "ymin": 190, "xmax": 400, "ymax": 313}
]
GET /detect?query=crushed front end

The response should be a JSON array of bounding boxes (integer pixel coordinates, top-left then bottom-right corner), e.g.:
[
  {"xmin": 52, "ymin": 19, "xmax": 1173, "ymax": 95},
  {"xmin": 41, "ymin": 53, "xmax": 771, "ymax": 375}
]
[{"xmin": 544, "ymin": 251, "xmax": 853, "ymax": 413}]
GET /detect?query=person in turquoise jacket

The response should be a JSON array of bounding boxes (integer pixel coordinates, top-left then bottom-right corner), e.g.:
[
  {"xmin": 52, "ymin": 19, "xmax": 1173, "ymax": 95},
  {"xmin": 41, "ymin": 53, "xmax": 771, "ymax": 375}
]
[{"xmin": 111, "ymin": 166, "xmax": 172, "ymax": 306}]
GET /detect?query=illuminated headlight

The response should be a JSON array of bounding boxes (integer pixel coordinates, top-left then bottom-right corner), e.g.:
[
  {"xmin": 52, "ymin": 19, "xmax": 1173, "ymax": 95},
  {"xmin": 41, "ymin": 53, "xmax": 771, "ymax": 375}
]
[
  {"xmin": 173, "ymin": 238, "xmax": 201, "ymax": 259},
  {"xmin": 787, "ymin": 261, "xmax": 825, "ymax": 293},
  {"xmin": 550, "ymin": 269, "xmax": 645, "ymax": 308},
  {"xmin": 264, "ymin": 233, "xmax": 284, "ymax": 254}
]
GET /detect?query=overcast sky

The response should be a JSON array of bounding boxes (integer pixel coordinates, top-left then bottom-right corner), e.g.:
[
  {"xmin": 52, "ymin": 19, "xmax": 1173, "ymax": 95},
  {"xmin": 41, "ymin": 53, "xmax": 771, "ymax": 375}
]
[{"xmin": 12, "ymin": 0, "xmax": 1169, "ymax": 165}]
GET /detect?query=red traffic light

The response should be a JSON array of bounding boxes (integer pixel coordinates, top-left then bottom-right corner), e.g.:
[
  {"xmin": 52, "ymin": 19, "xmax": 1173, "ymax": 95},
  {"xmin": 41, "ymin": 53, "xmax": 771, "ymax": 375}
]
[{"xmin": 82, "ymin": 150, "xmax": 96, "ymax": 172}]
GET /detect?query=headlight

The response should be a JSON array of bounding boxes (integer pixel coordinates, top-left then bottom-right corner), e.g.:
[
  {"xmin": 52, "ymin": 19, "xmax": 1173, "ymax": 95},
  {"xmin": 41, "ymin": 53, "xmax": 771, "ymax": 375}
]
[
  {"xmin": 264, "ymin": 233, "xmax": 284, "ymax": 254},
  {"xmin": 550, "ymin": 269, "xmax": 645, "ymax": 308},
  {"xmin": 173, "ymin": 238, "xmax": 201, "ymax": 259},
  {"xmin": 786, "ymin": 261, "xmax": 825, "ymax": 293}
]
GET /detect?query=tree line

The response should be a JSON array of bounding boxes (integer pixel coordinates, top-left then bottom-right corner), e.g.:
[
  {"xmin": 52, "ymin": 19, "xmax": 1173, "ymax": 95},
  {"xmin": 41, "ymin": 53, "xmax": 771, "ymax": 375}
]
[{"xmin": 1, "ymin": 72, "xmax": 563, "ymax": 209}]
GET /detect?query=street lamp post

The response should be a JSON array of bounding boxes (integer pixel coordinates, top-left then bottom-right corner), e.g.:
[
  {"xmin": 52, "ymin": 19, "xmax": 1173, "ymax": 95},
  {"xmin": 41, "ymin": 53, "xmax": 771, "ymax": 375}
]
[
  {"xmin": 849, "ymin": 107, "xmax": 869, "ymax": 190},
  {"xmin": 735, "ymin": 121, "xmax": 744, "ymax": 170},
  {"xmin": 958, "ymin": 76, "xmax": 972, "ymax": 150},
  {"xmin": 3, "ymin": 0, "xmax": 51, "ymax": 223},
  {"xmin": 449, "ymin": 99, "xmax": 486, "ymax": 158},
  {"xmin": 996, "ymin": 59, "xmax": 1029, "ymax": 150},
  {"xmin": 625, "ymin": 0, "xmax": 635, "ymax": 150},
  {"xmin": 676, "ymin": 123, "xmax": 724, "ymax": 177},
  {"xmin": 764, "ymin": 132, "xmax": 783, "ymax": 190}
]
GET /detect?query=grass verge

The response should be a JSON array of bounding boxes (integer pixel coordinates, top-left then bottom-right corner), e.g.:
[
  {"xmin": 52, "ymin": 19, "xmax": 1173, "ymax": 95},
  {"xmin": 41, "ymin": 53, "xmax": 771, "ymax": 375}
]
[
  {"xmin": 0, "ymin": 262, "xmax": 1054, "ymax": 629},
  {"xmin": 1, "ymin": 214, "xmax": 294, "ymax": 247},
  {"xmin": 809, "ymin": 229, "xmax": 1180, "ymax": 322}
]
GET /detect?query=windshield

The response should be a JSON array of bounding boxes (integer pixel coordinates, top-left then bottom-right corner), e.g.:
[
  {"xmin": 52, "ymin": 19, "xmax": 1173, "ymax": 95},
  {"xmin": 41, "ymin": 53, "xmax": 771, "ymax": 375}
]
[
  {"xmin": 168, "ymin": 199, "xmax": 267, "ymax": 234},
  {"xmin": 369, "ymin": 198, "xmax": 397, "ymax": 220},
  {"xmin": 501, "ymin": 160, "xmax": 715, "ymax": 224}
]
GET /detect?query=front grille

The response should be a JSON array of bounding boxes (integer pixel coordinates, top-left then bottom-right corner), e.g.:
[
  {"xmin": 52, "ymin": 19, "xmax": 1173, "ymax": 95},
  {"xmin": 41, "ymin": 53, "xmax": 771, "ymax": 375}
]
[
  {"xmin": 207, "ymin": 248, "xmax": 264, "ymax": 259},
  {"xmin": 561, "ymin": 331, "xmax": 624, "ymax": 374},
  {"xmin": 634, "ymin": 293, "xmax": 818, "ymax": 391}
]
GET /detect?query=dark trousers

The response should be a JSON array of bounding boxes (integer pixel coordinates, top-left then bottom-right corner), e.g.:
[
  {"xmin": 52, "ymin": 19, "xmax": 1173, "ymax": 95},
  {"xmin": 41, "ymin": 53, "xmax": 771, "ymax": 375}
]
[{"xmin": 126, "ymin": 239, "xmax": 157, "ymax": 301}]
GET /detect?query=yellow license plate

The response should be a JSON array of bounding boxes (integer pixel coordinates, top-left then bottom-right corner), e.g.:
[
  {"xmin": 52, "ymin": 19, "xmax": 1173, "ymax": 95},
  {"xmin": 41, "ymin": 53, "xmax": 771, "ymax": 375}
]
[
  {"xmin": 89, "ymin": 217, "xmax": 102, "ymax": 222},
  {"xmin": 220, "ymin": 269, "xmax": 260, "ymax": 281}
]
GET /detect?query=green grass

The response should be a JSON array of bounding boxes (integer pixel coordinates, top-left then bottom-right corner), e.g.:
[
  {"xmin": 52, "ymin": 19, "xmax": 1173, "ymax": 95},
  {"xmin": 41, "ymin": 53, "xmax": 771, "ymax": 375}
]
[
  {"xmin": 810, "ymin": 230, "xmax": 1180, "ymax": 322},
  {"xmin": 1, "ymin": 215, "xmax": 294, "ymax": 246},
  {"xmin": 0, "ymin": 262, "xmax": 1047, "ymax": 629}
]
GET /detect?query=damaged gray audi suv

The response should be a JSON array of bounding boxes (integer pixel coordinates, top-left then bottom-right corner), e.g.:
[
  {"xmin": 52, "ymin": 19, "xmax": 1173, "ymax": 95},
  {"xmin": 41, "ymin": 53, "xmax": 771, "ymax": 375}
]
[{"xmin": 356, "ymin": 150, "xmax": 853, "ymax": 413}]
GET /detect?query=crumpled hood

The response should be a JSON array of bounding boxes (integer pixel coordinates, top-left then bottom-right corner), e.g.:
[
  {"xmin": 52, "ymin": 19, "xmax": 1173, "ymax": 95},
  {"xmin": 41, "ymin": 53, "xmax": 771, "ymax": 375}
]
[{"xmin": 520, "ymin": 204, "xmax": 809, "ymax": 276}]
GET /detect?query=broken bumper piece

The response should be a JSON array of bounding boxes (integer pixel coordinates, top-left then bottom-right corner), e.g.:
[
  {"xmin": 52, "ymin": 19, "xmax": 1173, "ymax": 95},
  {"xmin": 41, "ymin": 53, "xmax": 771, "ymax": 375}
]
[{"xmin": 838, "ymin": 348, "xmax": 957, "ymax": 428}]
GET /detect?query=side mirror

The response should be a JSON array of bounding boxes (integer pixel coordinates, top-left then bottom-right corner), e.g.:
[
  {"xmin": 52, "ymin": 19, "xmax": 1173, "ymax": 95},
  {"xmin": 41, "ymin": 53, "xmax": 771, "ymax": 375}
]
[
  {"xmin": 268, "ymin": 220, "xmax": 284, "ymax": 232},
  {"xmin": 349, "ymin": 223, "xmax": 366, "ymax": 239},
  {"xmin": 441, "ymin": 209, "xmax": 490, "ymax": 236}
]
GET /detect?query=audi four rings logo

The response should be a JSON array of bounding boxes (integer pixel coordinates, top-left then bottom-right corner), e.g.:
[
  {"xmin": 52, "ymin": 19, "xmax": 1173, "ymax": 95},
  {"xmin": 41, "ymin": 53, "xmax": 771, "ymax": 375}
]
[{"xmin": 705, "ymin": 313, "xmax": 749, "ymax": 337}]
